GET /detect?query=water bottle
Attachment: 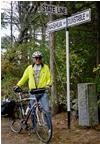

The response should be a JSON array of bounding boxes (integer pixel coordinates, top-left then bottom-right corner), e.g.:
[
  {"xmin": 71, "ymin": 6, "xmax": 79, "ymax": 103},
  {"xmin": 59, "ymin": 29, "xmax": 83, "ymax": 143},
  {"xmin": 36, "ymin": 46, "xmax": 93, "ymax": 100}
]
[
  {"xmin": 25, "ymin": 105, "xmax": 31, "ymax": 115},
  {"xmin": 6, "ymin": 98, "xmax": 9, "ymax": 102},
  {"xmin": 3, "ymin": 96, "xmax": 6, "ymax": 102}
]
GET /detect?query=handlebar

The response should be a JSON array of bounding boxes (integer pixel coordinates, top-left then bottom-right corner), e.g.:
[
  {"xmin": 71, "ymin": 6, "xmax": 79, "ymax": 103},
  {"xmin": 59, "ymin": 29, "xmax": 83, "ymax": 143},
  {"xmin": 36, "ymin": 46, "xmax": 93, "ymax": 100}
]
[
  {"xmin": 14, "ymin": 88, "xmax": 45, "ymax": 95},
  {"xmin": 30, "ymin": 88, "xmax": 45, "ymax": 94}
]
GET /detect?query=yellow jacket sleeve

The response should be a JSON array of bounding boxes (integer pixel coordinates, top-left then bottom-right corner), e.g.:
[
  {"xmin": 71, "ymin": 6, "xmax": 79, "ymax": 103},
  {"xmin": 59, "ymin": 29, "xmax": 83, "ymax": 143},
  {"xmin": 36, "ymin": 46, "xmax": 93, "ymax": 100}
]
[
  {"xmin": 46, "ymin": 66, "xmax": 53, "ymax": 86},
  {"xmin": 17, "ymin": 66, "xmax": 29, "ymax": 87}
]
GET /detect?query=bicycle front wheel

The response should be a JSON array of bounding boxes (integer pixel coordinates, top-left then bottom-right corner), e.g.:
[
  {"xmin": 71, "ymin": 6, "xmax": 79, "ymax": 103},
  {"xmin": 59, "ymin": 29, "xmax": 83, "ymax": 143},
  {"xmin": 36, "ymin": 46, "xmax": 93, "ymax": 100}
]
[
  {"xmin": 8, "ymin": 105, "xmax": 22, "ymax": 133},
  {"xmin": 34, "ymin": 108, "xmax": 52, "ymax": 143}
]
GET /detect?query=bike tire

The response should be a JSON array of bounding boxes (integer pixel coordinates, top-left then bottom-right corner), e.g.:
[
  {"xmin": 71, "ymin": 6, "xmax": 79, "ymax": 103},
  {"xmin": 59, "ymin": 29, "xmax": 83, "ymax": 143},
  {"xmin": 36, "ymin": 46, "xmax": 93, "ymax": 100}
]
[
  {"xmin": 8, "ymin": 105, "xmax": 22, "ymax": 133},
  {"xmin": 34, "ymin": 107, "xmax": 52, "ymax": 143}
]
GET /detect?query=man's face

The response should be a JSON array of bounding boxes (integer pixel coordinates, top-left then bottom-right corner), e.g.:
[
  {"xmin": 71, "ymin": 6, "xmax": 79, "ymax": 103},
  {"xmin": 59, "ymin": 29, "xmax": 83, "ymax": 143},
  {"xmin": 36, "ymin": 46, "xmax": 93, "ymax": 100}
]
[{"xmin": 33, "ymin": 57, "xmax": 42, "ymax": 65}]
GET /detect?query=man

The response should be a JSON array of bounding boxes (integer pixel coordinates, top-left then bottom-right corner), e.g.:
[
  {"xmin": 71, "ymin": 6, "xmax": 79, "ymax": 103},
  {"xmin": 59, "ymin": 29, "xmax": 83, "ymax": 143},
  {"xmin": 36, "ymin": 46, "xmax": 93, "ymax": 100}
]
[{"xmin": 13, "ymin": 51, "xmax": 52, "ymax": 135}]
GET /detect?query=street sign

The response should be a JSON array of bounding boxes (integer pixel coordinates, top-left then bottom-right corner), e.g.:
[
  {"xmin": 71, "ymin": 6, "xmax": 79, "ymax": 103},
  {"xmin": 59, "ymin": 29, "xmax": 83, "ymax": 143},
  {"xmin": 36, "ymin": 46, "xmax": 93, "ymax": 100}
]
[
  {"xmin": 40, "ymin": 3, "xmax": 67, "ymax": 15},
  {"xmin": 46, "ymin": 9, "xmax": 91, "ymax": 33},
  {"xmin": 46, "ymin": 18, "xmax": 66, "ymax": 33},
  {"xmin": 67, "ymin": 9, "xmax": 91, "ymax": 27}
]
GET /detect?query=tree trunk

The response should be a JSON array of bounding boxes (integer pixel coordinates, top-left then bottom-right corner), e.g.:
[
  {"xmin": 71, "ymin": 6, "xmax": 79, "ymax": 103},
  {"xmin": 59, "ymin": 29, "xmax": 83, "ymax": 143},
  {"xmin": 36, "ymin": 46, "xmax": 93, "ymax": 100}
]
[
  {"xmin": 95, "ymin": 2, "xmax": 100, "ymax": 74},
  {"xmin": 49, "ymin": 10, "xmax": 59, "ymax": 116},
  {"xmin": 95, "ymin": 1, "xmax": 100, "ymax": 122},
  {"xmin": 17, "ymin": 2, "xmax": 37, "ymax": 43},
  {"xmin": 10, "ymin": 1, "xmax": 13, "ymax": 44}
]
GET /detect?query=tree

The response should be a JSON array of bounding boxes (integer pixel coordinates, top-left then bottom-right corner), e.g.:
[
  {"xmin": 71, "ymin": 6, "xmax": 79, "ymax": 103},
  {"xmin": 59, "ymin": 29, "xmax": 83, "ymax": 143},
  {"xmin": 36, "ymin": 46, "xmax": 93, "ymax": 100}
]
[
  {"xmin": 48, "ymin": 1, "xmax": 60, "ymax": 116},
  {"xmin": 17, "ymin": 1, "xmax": 38, "ymax": 43},
  {"xmin": 95, "ymin": 1, "xmax": 100, "ymax": 74}
]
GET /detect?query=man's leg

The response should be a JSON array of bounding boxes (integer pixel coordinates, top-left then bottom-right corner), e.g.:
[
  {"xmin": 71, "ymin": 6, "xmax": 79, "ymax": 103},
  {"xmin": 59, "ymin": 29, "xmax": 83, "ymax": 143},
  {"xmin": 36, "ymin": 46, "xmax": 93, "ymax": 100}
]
[
  {"xmin": 30, "ymin": 94, "xmax": 35, "ymax": 129},
  {"xmin": 40, "ymin": 92, "xmax": 52, "ymax": 129},
  {"xmin": 28, "ymin": 94, "xmax": 36, "ymax": 135}
]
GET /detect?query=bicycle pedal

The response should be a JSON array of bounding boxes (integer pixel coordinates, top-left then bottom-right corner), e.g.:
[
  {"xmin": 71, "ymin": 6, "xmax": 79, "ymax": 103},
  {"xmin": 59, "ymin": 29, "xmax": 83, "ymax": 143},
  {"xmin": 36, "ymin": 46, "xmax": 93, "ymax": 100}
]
[
  {"xmin": 21, "ymin": 121, "xmax": 26, "ymax": 129},
  {"xmin": 21, "ymin": 123, "xmax": 26, "ymax": 129},
  {"xmin": 26, "ymin": 125, "xmax": 30, "ymax": 131}
]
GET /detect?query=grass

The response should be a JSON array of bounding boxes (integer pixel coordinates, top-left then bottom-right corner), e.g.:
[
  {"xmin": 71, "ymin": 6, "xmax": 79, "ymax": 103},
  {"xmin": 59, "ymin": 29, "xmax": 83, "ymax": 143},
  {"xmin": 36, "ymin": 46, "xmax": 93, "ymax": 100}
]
[{"xmin": 76, "ymin": 125, "xmax": 90, "ymax": 129}]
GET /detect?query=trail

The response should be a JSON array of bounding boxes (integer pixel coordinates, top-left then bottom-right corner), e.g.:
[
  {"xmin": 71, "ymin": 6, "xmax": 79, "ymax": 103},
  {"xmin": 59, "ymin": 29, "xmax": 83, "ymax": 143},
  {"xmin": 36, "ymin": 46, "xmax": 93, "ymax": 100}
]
[{"xmin": 1, "ymin": 112, "xmax": 100, "ymax": 144}]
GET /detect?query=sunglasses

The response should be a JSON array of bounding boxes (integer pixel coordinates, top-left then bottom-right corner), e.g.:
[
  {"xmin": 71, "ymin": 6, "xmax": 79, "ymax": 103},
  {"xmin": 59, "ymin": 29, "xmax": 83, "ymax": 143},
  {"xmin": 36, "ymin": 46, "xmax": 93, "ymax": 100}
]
[{"xmin": 35, "ymin": 57, "xmax": 41, "ymax": 60}]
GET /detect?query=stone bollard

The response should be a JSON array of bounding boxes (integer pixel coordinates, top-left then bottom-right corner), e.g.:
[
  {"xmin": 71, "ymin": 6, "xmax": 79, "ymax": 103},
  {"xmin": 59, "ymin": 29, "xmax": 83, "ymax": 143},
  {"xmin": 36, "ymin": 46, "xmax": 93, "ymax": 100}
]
[{"xmin": 78, "ymin": 83, "xmax": 98, "ymax": 126}]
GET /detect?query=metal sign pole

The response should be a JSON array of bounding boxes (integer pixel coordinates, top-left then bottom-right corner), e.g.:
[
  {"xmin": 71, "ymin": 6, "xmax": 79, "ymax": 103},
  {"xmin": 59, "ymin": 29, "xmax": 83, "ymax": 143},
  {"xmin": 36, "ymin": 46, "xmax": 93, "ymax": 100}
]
[{"xmin": 66, "ymin": 27, "xmax": 70, "ymax": 129}]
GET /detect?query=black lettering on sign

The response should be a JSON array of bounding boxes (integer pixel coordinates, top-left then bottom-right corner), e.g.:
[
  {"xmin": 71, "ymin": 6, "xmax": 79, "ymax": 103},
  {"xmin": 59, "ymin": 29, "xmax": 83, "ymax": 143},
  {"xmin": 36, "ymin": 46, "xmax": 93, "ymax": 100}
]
[
  {"xmin": 57, "ymin": 7, "xmax": 66, "ymax": 14},
  {"xmin": 52, "ymin": 7, "xmax": 56, "ymax": 13},
  {"xmin": 47, "ymin": 6, "xmax": 51, "ymax": 12},
  {"xmin": 48, "ymin": 21, "xmax": 62, "ymax": 30},
  {"xmin": 68, "ymin": 13, "xmax": 86, "ymax": 25},
  {"xmin": 42, "ymin": 4, "xmax": 46, "ymax": 12},
  {"xmin": 43, "ymin": 5, "xmax": 55, "ymax": 13},
  {"xmin": 41, "ymin": 4, "xmax": 67, "ymax": 15},
  {"xmin": 83, "ymin": 13, "xmax": 85, "ymax": 20}
]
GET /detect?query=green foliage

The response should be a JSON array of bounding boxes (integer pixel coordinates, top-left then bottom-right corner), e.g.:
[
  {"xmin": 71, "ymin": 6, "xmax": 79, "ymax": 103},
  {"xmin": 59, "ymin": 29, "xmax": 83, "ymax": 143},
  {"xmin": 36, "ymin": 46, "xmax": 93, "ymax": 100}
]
[
  {"xmin": 87, "ymin": 64, "xmax": 100, "ymax": 93},
  {"xmin": 93, "ymin": 64, "xmax": 100, "ymax": 73},
  {"xmin": 76, "ymin": 125, "xmax": 90, "ymax": 129},
  {"xmin": 1, "ymin": 76, "xmax": 18, "ymax": 100}
]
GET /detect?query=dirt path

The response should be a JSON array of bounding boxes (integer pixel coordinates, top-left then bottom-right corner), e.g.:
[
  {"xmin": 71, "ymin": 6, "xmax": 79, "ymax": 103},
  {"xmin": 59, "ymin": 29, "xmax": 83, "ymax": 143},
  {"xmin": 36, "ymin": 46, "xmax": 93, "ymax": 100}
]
[{"xmin": 1, "ymin": 112, "xmax": 100, "ymax": 144}]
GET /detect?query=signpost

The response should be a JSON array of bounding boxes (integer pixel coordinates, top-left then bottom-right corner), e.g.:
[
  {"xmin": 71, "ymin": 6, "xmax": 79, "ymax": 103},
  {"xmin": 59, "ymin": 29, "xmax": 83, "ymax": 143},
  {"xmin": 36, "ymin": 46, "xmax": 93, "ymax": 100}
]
[
  {"xmin": 40, "ymin": 3, "xmax": 67, "ymax": 15},
  {"xmin": 46, "ymin": 9, "xmax": 91, "ymax": 33},
  {"xmin": 41, "ymin": 5, "xmax": 91, "ymax": 129}
]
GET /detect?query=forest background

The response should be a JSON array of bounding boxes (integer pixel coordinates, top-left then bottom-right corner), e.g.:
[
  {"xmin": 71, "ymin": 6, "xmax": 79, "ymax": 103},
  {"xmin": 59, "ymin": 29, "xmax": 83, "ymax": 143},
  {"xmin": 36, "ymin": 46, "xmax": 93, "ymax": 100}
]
[{"xmin": 1, "ymin": 1, "xmax": 100, "ymax": 116}]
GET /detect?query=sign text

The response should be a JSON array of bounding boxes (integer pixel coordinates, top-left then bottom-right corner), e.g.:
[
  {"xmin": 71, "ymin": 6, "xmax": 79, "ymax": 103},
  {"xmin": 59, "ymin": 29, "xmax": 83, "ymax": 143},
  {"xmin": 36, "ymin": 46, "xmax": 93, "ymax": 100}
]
[{"xmin": 41, "ymin": 3, "xmax": 67, "ymax": 15}]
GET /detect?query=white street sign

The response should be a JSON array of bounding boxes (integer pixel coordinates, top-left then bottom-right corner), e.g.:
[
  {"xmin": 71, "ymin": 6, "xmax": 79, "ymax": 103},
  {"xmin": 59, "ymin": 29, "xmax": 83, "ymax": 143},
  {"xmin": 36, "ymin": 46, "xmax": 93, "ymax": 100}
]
[
  {"xmin": 67, "ymin": 9, "xmax": 91, "ymax": 27},
  {"xmin": 40, "ymin": 3, "xmax": 67, "ymax": 15},
  {"xmin": 46, "ymin": 9, "xmax": 91, "ymax": 33},
  {"xmin": 46, "ymin": 18, "xmax": 66, "ymax": 33}
]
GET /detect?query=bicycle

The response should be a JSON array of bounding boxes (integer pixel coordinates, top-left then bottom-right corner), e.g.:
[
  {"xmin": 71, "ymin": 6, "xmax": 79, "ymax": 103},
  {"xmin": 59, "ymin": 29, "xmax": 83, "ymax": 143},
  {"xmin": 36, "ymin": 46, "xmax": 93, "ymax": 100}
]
[{"xmin": 8, "ymin": 88, "xmax": 52, "ymax": 143}]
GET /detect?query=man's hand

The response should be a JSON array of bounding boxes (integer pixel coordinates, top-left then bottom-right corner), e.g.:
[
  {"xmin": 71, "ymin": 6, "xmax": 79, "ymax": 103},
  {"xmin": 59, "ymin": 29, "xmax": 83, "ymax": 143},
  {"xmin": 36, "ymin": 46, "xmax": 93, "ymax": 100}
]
[
  {"xmin": 45, "ymin": 85, "xmax": 50, "ymax": 90},
  {"xmin": 13, "ymin": 85, "xmax": 19, "ymax": 91}
]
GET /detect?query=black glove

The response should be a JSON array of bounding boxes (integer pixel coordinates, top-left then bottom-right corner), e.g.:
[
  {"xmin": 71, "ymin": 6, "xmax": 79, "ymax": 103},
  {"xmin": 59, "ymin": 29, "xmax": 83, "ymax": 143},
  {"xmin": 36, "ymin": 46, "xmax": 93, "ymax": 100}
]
[
  {"xmin": 13, "ymin": 85, "xmax": 19, "ymax": 91},
  {"xmin": 13, "ymin": 85, "xmax": 22, "ymax": 92}
]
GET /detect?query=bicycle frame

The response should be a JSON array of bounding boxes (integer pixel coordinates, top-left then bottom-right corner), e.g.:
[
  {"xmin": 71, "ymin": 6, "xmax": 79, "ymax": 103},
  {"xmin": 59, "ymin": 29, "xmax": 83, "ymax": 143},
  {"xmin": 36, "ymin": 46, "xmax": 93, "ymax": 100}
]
[{"xmin": 18, "ymin": 92, "xmax": 41, "ymax": 126}]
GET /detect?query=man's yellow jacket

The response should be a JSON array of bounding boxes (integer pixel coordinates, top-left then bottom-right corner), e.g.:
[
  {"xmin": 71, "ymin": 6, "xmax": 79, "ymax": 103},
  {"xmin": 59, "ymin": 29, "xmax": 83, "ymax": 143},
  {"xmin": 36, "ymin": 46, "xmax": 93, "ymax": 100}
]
[{"xmin": 17, "ymin": 63, "xmax": 53, "ymax": 90}]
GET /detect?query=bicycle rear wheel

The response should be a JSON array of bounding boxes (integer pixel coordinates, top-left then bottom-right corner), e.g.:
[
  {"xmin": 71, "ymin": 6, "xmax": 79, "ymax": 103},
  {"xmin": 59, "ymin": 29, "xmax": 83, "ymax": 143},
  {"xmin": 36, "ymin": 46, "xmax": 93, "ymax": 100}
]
[
  {"xmin": 34, "ymin": 107, "xmax": 52, "ymax": 143},
  {"xmin": 8, "ymin": 104, "xmax": 22, "ymax": 133}
]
